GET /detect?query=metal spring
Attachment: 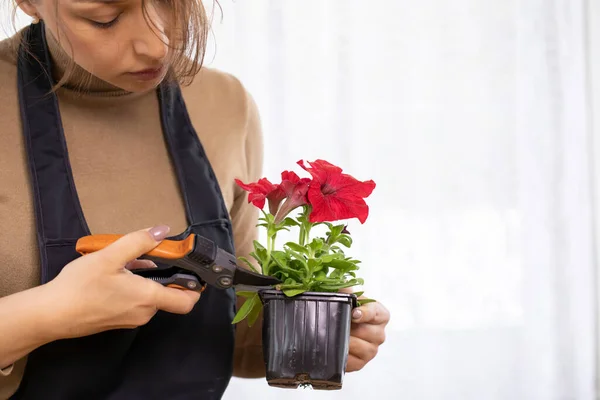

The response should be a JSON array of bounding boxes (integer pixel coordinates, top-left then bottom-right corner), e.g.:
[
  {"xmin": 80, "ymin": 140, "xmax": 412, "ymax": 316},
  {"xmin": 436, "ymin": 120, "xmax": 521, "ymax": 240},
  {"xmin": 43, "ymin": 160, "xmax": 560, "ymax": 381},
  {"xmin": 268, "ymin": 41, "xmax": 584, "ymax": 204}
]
[{"xmin": 148, "ymin": 276, "xmax": 168, "ymax": 283}]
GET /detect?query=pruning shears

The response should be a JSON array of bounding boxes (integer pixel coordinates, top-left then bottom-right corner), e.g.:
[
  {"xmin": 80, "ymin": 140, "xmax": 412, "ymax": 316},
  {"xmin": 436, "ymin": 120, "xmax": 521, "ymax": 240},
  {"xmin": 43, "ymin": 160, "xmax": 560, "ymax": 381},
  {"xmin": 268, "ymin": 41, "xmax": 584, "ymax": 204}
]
[{"xmin": 75, "ymin": 232, "xmax": 281, "ymax": 293}]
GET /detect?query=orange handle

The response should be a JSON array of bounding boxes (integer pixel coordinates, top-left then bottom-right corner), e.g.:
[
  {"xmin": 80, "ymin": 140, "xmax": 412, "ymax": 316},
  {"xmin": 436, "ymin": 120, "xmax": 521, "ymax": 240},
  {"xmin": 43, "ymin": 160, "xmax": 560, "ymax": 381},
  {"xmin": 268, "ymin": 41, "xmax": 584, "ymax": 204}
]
[
  {"xmin": 167, "ymin": 283, "xmax": 207, "ymax": 293},
  {"xmin": 75, "ymin": 233, "xmax": 196, "ymax": 260}
]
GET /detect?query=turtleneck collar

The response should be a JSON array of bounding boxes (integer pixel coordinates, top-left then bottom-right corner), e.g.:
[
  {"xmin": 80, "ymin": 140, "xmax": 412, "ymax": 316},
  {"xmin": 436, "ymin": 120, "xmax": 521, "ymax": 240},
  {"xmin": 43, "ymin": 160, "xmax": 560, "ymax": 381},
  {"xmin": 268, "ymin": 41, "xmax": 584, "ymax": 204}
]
[{"xmin": 44, "ymin": 25, "xmax": 131, "ymax": 97}]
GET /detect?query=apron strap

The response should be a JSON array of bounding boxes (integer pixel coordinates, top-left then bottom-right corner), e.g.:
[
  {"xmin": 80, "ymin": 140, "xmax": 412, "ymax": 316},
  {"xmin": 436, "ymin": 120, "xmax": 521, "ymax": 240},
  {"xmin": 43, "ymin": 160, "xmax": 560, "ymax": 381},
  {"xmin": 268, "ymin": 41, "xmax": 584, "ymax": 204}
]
[
  {"xmin": 158, "ymin": 83, "xmax": 233, "ymax": 236},
  {"xmin": 17, "ymin": 22, "xmax": 91, "ymax": 282}
]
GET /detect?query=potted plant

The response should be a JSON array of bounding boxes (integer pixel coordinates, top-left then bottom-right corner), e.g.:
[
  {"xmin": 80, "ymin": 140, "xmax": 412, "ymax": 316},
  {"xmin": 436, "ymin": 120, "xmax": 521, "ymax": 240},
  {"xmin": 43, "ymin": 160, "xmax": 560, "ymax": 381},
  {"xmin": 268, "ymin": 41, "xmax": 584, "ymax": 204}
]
[{"xmin": 232, "ymin": 159, "xmax": 376, "ymax": 390}]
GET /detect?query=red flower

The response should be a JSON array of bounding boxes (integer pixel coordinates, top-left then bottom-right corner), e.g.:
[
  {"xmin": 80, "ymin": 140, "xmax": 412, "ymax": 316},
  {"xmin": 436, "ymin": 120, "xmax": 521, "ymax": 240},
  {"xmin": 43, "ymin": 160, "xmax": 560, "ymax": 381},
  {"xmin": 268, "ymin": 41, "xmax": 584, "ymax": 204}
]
[
  {"xmin": 234, "ymin": 177, "xmax": 284, "ymax": 215},
  {"xmin": 235, "ymin": 171, "xmax": 311, "ymax": 218},
  {"xmin": 273, "ymin": 172, "xmax": 311, "ymax": 223},
  {"xmin": 297, "ymin": 159, "xmax": 376, "ymax": 224}
]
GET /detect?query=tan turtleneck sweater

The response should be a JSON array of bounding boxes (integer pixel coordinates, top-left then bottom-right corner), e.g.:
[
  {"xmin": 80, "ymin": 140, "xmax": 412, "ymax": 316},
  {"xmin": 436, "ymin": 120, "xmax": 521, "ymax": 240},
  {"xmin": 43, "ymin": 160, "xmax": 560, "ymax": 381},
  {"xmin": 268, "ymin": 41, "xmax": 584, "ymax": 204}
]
[{"xmin": 0, "ymin": 27, "xmax": 263, "ymax": 398}]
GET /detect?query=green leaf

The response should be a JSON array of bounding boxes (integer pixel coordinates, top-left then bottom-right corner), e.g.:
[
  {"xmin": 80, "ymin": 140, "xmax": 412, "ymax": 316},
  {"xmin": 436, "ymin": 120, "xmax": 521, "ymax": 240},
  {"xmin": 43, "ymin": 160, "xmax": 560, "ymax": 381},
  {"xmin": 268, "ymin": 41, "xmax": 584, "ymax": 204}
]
[
  {"xmin": 271, "ymin": 249, "xmax": 289, "ymax": 260},
  {"xmin": 312, "ymin": 262, "xmax": 326, "ymax": 274},
  {"xmin": 283, "ymin": 288, "xmax": 308, "ymax": 297},
  {"xmin": 254, "ymin": 240, "xmax": 267, "ymax": 251},
  {"xmin": 331, "ymin": 224, "xmax": 345, "ymax": 237},
  {"xmin": 260, "ymin": 209, "xmax": 275, "ymax": 223},
  {"xmin": 237, "ymin": 256, "xmax": 260, "ymax": 274},
  {"xmin": 281, "ymin": 217, "xmax": 300, "ymax": 227},
  {"xmin": 325, "ymin": 259, "xmax": 359, "ymax": 272},
  {"xmin": 329, "ymin": 245, "xmax": 345, "ymax": 254},
  {"xmin": 286, "ymin": 252, "xmax": 310, "ymax": 278},
  {"xmin": 274, "ymin": 271, "xmax": 289, "ymax": 280},
  {"xmin": 279, "ymin": 282, "xmax": 304, "ymax": 289},
  {"xmin": 270, "ymin": 251, "xmax": 304, "ymax": 282},
  {"xmin": 247, "ymin": 298, "xmax": 263, "ymax": 326},
  {"xmin": 248, "ymin": 252, "xmax": 261, "ymax": 265},
  {"xmin": 337, "ymin": 235, "xmax": 353, "ymax": 248},
  {"xmin": 320, "ymin": 253, "xmax": 344, "ymax": 263},
  {"xmin": 285, "ymin": 242, "xmax": 309, "ymax": 255},
  {"xmin": 271, "ymin": 261, "xmax": 304, "ymax": 282},
  {"xmin": 296, "ymin": 214, "xmax": 308, "ymax": 224},
  {"xmin": 269, "ymin": 251, "xmax": 287, "ymax": 267},
  {"xmin": 308, "ymin": 238, "xmax": 324, "ymax": 254},
  {"xmin": 253, "ymin": 241, "xmax": 268, "ymax": 264},
  {"xmin": 267, "ymin": 226, "xmax": 278, "ymax": 238},
  {"xmin": 329, "ymin": 269, "xmax": 344, "ymax": 279},
  {"xmin": 353, "ymin": 291, "xmax": 364, "ymax": 297},
  {"xmin": 357, "ymin": 298, "xmax": 377, "ymax": 306},
  {"xmin": 307, "ymin": 258, "xmax": 322, "ymax": 274},
  {"xmin": 314, "ymin": 271, "xmax": 327, "ymax": 281},
  {"xmin": 232, "ymin": 292, "xmax": 260, "ymax": 324},
  {"xmin": 319, "ymin": 278, "xmax": 363, "ymax": 291},
  {"xmin": 235, "ymin": 291, "xmax": 258, "ymax": 298},
  {"xmin": 313, "ymin": 277, "xmax": 344, "ymax": 284}
]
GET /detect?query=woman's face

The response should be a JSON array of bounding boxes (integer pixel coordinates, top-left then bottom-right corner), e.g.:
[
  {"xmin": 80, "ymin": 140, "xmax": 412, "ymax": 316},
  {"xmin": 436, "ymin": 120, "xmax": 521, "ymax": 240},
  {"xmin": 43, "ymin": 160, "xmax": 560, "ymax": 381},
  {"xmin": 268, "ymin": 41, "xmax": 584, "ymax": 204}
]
[{"xmin": 21, "ymin": 0, "xmax": 172, "ymax": 92}]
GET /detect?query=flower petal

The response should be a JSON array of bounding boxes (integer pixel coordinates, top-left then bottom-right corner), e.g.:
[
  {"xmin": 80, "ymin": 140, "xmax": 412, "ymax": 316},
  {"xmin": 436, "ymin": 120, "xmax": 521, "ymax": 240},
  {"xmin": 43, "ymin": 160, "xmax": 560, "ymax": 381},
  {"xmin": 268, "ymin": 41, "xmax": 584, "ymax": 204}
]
[
  {"xmin": 235, "ymin": 177, "xmax": 279, "ymax": 210},
  {"xmin": 273, "ymin": 179, "xmax": 310, "ymax": 223},
  {"xmin": 296, "ymin": 160, "xmax": 375, "ymax": 223},
  {"xmin": 281, "ymin": 170, "xmax": 302, "ymax": 184},
  {"xmin": 297, "ymin": 159, "xmax": 343, "ymax": 183},
  {"xmin": 307, "ymin": 185, "xmax": 371, "ymax": 224}
]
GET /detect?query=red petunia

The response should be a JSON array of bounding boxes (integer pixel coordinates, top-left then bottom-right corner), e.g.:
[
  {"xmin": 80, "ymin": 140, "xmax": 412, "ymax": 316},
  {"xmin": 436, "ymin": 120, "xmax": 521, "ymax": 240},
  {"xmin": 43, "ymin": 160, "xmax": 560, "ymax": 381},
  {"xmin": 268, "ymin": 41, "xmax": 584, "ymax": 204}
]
[
  {"xmin": 273, "ymin": 172, "xmax": 311, "ymax": 223},
  {"xmin": 235, "ymin": 171, "xmax": 312, "ymax": 218},
  {"xmin": 234, "ymin": 177, "xmax": 284, "ymax": 215},
  {"xmin": 297, "ymin": 159, "xmax": 376, "ymax": 224}
]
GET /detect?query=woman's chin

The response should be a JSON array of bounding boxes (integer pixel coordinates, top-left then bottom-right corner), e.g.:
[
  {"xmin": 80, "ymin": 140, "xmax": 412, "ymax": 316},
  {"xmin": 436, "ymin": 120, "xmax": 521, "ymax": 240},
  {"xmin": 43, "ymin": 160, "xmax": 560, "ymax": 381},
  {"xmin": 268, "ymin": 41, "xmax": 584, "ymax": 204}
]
[
  {"xmin": 103, "ymin": 77, "xmax": 161, "ymax": 94},
  {"xmin": 109, "ymin": 73, "xmax": 168, "ymax": 93}
]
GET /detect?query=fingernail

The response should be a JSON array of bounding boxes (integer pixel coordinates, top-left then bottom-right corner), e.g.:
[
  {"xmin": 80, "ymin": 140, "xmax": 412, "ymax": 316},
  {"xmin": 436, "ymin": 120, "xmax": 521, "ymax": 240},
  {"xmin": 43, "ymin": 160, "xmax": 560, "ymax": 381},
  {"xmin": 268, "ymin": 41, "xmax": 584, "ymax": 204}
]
[
  {"xmin": 149, "ymin": 225, "xmax": 170, "ymax": 241},
  {"xmin": 352, "ymin": 309, "xmax": 362, "ymax": 320}
]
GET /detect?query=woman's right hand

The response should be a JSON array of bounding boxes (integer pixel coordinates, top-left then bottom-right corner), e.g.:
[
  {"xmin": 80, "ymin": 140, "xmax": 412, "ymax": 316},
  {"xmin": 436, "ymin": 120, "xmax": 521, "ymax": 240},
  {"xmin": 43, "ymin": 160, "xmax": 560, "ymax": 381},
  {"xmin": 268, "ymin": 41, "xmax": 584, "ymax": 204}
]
[{"xmin": 45, "ymin": 225, "xmax": 201, "ymax": 339}]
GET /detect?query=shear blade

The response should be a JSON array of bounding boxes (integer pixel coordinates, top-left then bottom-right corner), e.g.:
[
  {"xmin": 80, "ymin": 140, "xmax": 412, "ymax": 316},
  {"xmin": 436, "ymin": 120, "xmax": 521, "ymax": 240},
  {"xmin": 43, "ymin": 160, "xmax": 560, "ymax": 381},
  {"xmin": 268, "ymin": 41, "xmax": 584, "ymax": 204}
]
[{"xmin": 232, "ymin": 267, "xmax": 281, "ymax": 287}]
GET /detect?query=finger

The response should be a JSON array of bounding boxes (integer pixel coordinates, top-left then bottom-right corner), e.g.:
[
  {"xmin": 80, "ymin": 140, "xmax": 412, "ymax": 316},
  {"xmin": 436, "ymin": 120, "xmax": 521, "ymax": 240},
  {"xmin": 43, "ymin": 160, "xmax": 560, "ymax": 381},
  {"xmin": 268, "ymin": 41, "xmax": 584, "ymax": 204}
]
[
  {"xmin": 352, "ymin": 302, "xmax": 390, "ymax": 325},
  {"xmin": 339, "ymin": 287, "xmax": 364, "ymax": 298},
  {"xmin": 152, "ymin": 284, "xmax": 201, "ymax": 315},
  {"xmin": 124, "ymin": 259, "xmax": 158, "ymax": 271},
  {"xmin": 349, "ymin": 336, "xmax": 378, "ymax": 365},
  {"xmin": 350, "ymin": 322, "xmax": 386, "ymax": 346},
  {"xmin": 345, "ymin": 354, "xmax": 365, "ymax": 373},
  {"xmin": 100, "ymin": 225, "xmax": 171, "ymax": 268}
]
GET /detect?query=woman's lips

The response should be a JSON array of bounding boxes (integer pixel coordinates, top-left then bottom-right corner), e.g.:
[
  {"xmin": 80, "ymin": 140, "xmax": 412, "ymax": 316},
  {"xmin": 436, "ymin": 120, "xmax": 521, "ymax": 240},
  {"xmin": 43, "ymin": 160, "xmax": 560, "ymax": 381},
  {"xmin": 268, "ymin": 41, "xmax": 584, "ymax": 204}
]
[{"xmin": 128, "ymin": 66, "xmax": 165, "ymax": 81}]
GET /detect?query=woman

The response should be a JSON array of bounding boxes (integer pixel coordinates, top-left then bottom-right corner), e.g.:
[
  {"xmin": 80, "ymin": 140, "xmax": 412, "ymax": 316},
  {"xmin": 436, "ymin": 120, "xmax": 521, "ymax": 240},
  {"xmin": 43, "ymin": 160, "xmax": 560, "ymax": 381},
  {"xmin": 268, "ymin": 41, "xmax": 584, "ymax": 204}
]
[{"xmin": 0, "ymin": 0, "xmax": 390, "ymax": 398}]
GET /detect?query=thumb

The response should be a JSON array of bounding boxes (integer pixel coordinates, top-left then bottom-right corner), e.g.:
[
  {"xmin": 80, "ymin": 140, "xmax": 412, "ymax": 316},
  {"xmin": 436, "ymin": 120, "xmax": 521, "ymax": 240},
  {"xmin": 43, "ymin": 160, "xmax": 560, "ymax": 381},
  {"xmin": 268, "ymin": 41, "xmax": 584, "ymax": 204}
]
[{"xmin": 100, "ymin": 225, "xmax": 171, "ymax": 269}]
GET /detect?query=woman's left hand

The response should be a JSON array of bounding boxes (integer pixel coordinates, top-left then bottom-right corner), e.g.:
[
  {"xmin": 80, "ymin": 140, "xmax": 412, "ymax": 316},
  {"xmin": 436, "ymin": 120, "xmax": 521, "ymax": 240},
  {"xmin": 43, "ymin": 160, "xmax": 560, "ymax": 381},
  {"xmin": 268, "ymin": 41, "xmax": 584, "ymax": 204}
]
[{"xmin": 346, "ymin": 299, "xmax": 390, "ymax": 372}]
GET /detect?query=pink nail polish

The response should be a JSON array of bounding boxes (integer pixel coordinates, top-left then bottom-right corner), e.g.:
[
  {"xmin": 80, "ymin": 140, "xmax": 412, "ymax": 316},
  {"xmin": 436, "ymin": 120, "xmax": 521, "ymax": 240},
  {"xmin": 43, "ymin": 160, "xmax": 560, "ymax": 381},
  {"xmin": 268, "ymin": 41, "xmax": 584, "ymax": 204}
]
[{"xmin": 149, "ymin": 225, "xmax": 170, "ymax": 241}]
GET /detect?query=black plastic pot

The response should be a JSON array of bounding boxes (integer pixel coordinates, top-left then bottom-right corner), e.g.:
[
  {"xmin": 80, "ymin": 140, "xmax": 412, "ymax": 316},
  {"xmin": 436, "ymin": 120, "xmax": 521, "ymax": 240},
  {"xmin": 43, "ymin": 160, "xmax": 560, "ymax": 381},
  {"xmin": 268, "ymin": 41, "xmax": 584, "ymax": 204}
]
[{"xmin": 258, "ymin": 289, "xmax": 358, "ymax": 390}]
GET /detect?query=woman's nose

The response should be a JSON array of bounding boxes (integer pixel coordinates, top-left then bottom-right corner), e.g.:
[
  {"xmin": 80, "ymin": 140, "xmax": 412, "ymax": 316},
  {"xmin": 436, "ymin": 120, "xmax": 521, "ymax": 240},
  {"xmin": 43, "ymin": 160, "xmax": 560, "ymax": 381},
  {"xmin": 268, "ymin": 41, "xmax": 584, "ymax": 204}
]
[{"xmin": 132, "ymin": 11, "xmax": 168, "ymax": 62}]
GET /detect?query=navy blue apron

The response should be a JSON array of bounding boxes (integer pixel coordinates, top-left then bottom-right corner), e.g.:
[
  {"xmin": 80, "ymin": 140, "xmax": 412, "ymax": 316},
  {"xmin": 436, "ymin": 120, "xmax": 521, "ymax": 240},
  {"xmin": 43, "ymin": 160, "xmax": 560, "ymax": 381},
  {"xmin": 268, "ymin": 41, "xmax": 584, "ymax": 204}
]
[{"xmin": 12, "ymin": 22, "xmax": 237, "ymax": 399}]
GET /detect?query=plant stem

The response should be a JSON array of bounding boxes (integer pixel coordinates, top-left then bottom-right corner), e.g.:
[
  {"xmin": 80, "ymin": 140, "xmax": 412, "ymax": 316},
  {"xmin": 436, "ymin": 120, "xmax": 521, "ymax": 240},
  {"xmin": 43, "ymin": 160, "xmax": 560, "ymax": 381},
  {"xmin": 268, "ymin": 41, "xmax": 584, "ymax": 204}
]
[
  {"xmin": 298, "ymin": 206, "xmax": 312, "ymax": 246},
  {"xmin": 298, "ymin": 221, "xmax": 305, "ymax": 247},
  {"xmin": 264, "ymin": 233, "xmax": 273, "ymax": 276}
]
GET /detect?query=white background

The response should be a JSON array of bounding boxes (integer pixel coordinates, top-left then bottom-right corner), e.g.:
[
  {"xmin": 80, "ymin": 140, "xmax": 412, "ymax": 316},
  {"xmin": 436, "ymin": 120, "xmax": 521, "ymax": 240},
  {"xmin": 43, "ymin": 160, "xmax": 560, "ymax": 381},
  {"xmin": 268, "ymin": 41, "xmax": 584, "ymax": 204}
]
[{"xmin": 3, "ymin": 1, "xmax": 599, "ymax": 399}]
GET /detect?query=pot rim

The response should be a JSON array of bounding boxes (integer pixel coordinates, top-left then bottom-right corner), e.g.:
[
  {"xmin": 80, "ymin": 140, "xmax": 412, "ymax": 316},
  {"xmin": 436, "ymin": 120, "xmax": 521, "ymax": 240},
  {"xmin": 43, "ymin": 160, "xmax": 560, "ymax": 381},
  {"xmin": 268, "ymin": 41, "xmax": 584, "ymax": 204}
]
[{"xmin": 257, "ymin": 288, "xmax": 358, "ymax": 306}]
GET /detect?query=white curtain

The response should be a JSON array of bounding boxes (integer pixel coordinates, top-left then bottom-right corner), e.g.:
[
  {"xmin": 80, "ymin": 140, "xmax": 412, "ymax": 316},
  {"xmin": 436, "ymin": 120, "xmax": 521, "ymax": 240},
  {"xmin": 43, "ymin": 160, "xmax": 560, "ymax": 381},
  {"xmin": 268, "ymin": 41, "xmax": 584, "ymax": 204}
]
[
  {"xmin": 204, "ymin": 1, "xmax": 597, "ymax": 399},
  {"xmin": 3, "ymin": 0, "xmax": 597, "ymax": 398}
]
